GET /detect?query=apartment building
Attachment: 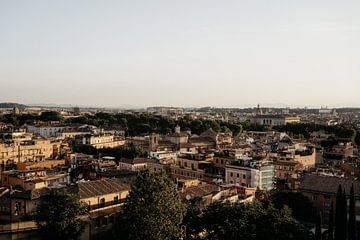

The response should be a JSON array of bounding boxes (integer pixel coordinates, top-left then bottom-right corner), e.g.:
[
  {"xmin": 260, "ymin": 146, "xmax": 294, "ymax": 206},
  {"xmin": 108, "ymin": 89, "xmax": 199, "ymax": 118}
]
[
  {"xmin": 225, "ymin": 159, "xmax": 275, "ymax": 190},
  {"xmin": 0, "ymin": 139, "xmax": 58, "ymax": 165}
]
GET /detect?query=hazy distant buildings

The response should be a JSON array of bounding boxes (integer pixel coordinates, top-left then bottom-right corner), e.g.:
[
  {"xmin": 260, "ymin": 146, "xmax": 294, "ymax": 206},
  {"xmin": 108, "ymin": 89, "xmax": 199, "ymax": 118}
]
[
  {"xmin": 251, "ymin": 115, "xmax": 300, "ymax": 126},
  {"xmin": 75, "ymin": 134, "xmax": 125, "ymax": 149}
]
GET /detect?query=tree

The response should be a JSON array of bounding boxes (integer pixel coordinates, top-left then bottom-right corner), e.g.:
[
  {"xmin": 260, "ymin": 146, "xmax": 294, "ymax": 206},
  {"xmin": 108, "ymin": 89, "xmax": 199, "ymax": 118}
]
[
  {"xmin": 183, "ymin": 204, "xmax": 202, "ymax": 240},
  {"xmin": 39, "ymin": 111, "xmax": 62, "ymax": 122},
  {"xmin": 35, "ymin": 190, "xmax": 87, "ymax": 240},
  {"xmin": 315, "ymin": 213, "xmax": 322, "ymax": 240},
  {"xmin": 343, "ymin": 189, "xmax": 348, "ymax": 240},
  {"xmin": 328, "ymin": 202, "xmax": 334, "ymax": 240},
  {"xmin": 270, "ymin": 191, "xmax": 317, "ymax": 223},
  {"xmin": 335, "ymin": 185, "xmax": 347, "ymax": 240},
  {"xmin": 201, "ymin": 201, "xmax": 309, "ymax": 240},
  {"xmin": 335, "ymin": 185, "xmax": 342, "ymax": 240},
  {"xmin": 114, "ymin": 170, "xmax": 186, "ymax": 240},
  {"xmin": 348, "ymin": 184, "xmax": 356, "ymax": 240}
]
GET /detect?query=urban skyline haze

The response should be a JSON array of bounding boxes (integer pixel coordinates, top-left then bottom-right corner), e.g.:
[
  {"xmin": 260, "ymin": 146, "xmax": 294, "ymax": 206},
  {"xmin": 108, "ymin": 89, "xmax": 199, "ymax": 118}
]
[{"xmin": 1, "ymin": 1, "xmax": 359, "ymax": 108}]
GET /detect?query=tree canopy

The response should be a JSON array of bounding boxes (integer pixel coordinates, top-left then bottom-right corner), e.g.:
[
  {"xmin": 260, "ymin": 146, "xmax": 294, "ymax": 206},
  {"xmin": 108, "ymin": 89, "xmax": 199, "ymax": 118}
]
[
  {"xmin": 270, "ymin": 191, "xmax": 317, "ymax": 223},
  {"xmin": 199, "ymin": 201, "xmax": 309, "ymax": 240},
  {"xmin": 35, "ymin": 190, "xmax": 87, "ymax": 240},
  {"xmin": 114, "ymin": 170, "xmax": 186, "ymax": 240}
]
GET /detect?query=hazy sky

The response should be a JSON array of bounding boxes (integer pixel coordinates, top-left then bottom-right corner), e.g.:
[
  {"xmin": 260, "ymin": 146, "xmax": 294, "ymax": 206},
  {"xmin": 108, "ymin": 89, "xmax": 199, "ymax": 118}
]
[{"xmin": 0, "ymin": 1, "xmax": 359, "ymax": 108}]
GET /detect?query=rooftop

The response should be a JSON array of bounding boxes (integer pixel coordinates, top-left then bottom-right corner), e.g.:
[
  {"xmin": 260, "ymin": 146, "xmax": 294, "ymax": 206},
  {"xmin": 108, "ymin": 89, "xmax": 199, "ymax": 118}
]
[{"xmin": 78, "ymin": 178, "xmax": 130, "ymax": 199}]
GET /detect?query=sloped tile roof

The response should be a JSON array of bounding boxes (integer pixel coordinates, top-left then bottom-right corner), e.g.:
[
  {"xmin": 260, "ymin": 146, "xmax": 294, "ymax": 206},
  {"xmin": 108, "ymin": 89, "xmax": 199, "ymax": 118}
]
[{"xmin": 78, "ymin": 178, "xmax": 130, "ymax": 199}]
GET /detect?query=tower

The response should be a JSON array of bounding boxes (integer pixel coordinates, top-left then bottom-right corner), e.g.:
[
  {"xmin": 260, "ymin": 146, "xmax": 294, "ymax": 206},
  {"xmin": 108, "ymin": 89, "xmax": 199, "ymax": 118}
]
[
  {"xmin": 175, "ymin": 125, "xmax": 181, "ymax": 134},
  {"xmin": 149, "ymin": 133, "xmax": 159, "ymax": 151}
]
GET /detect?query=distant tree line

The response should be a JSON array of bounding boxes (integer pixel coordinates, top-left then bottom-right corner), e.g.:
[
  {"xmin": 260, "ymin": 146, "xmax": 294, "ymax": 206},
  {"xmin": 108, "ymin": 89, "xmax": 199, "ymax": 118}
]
[
  {"xmin": 65, "ymin": 112, "xmax": 244, "ymax": 136},
  {"xmin": 2, "ymin": 111, "xmax": 359, "ymax": 146},
  {"xmin": 273, "ymin": 123, "xmax": 356, "ymax": 141},
  {"xmin": 72, "ymin": 143, "xmax": 148, "ymax": 160},
  {"xmin": 0, "ymin": 111, "xmax": 62, "ymax": 125}
]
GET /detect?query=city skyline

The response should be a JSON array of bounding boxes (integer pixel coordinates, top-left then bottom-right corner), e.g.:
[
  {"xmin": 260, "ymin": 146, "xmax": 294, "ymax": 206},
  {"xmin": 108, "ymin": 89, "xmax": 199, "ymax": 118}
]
[{"xmin": 1, "ymin": 1, "xmax": 360, "ymax": 107}]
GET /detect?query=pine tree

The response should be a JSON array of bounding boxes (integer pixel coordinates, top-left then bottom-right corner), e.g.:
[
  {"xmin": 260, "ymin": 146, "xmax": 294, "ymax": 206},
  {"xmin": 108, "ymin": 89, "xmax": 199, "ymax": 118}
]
[
  {"xmin": 315, "ymin": 213, "xmax": 322, "ymax": 240},
  {"xmin": 343, "ymin": 189, "xmax": 348, "ymax": 240},
  {"xmin": 335, "ymin": 185, "xmax": 343, "ymax": 240},
  {"xmin": 328, "ymin": 202, "xmax": 334, "ymax": 240},
  {"xmin": 348, "ymin": 184, "xmax": 356, "ymax": 240}
]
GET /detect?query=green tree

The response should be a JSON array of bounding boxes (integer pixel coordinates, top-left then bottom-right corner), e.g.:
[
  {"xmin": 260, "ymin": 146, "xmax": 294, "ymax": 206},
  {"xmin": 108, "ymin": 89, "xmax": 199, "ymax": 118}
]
[
  {"xmin": 35, "ymin": 190, "xmax": 87, "ymax": 240},
  {"xmin": 315, "ymin": 213, "xmax": 322, "ymax": 240},
  {"xmin": 39, "ymin": 111, "xmax": 62, "ymax": 122},
  {"xmin": 201, "ymin": 201, "xmax": 308, "ymax": 240},
  {"xmin": 343, "ymin": 189, "xmax": 348, "ymax": 240},
  {"xmin": 183, "ymin": 204, "xmax": 202, "ymax": 240},
  {"xmin": 114, "ymin": 170, "xmax": 186, "ymax": 240},
  {"xmin": 348, "ymin": 184, "xmax": 356, "ymax": 240},
  {"xmin": 328, "ymin": 202, "xmax": 334, "ymax": 240},
  {"xmin": 270, "ymin": 191, "xmax": 317, "ymax": 223},
  {"xmin": 335, "ymin": 185, "xmax": 346, "ymax": 240}
]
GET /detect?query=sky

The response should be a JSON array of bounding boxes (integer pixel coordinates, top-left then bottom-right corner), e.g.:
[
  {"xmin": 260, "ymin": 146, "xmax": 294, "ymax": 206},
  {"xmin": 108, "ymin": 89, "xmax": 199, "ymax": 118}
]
[{"xmin": 0, "ymin": 1, "xmax": 359, "ymax": 108}]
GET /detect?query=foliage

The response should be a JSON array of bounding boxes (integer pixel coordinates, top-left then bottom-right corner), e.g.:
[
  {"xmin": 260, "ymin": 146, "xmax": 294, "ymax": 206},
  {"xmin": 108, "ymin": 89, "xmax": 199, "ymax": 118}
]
[
  {"xmin": 0, "ymin": 111, "xmax": 62, "ymax": 125},
  {"xmin": 35, "ymin": 190, "xmax": 87, "ymax": 240},
  {"xmin": 335, "ymin": 185, "xmax": 347, "ymax": 240},
  {"xmin": 39, "ymin": 111, "xmax": 62, "ymax": 121},
  {"xmin": 113, "ymin": 170, "xmax": 186, "ymax": 240},
  {"xmin": 200, "ymin": 201, "xmax": 309, "ymax": 240},
  {"xmin": 273, "ymin": 123, "xmax": 356, "ymax": 141},
  {"xmin": 73, "ymin": 143, "xmax": 148, "ymax": 159},
  {"xmin": 183, "ymin": 204, "xmax": 202, "ymax": 240},
  {"xmin": 270, "ymin": 191, "xmax": 317, "ymax": 223},
  {"xmin": 65, "ymin": 113, "xmax": 244, "ymax": 136},
  {"xmin": 348, "ymin": 184, "xmax": 356, "ymax": 240},
  {"xmin": 315, "ymin": 213, "xmax": 322, "ymax": 240},
  {"xmin": 328, "ymin": 202, "xmax": 334, "ymax": 240}
]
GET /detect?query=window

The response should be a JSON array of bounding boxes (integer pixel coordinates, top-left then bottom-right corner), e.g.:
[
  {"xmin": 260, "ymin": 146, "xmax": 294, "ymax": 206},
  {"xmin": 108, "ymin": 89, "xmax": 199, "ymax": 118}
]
[
  {"xmin": 313, "ymin": 195, "xmax": 318, "ymax": 201},
  {"xmin": 99, "ymin": 198, "xmax": 105, "ymax": 208},
  {"xmin": 237, "ymin": 173, "xmax": 240, "ymax": 178},
  {"xmin": 114, "ymin": 196, "xmax": 119, "ymax": 204},
  {"xmin": 230, "ymin": 172, "xmax": 233, "ymax": 177},
  {"xmin": 243, "ymin": 174, "xmax": 246, "ymax": 179}
]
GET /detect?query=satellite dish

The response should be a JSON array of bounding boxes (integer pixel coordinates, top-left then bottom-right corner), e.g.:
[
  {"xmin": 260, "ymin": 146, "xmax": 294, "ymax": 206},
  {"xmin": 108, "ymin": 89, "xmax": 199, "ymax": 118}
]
[{"xmin": 186, "ymin": 194, "xmax": 191, "ymax": 201}]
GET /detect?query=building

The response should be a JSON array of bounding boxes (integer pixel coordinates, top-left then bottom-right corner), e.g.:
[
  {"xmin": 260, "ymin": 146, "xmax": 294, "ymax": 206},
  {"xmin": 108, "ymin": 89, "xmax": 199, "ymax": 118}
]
[
  {"xmin": 149, "ymin": 150, "xmax": 177, "ymax": 162},
  {"xmin": 0, "ymin": 139, "xmax": 58, "ymax": 165},
  {"xmin": 170, "ymin": 154, "xmax": 212, "ymax": 180},
  {"xmin": 299, "ymin": 174, "xmax": 360, "ymax": 222},
  {"xmin": 251, "ymin": 115, "xmax": 300, "ymax": 126},
  {"xmin": 0, "ymin": 169, "xmax": 70, "ymax": 190},
  {"xmin": 118, "ymin": 158, "xmax": 151, "ymax": 172},
  {"xmin": 278, "ymin": 147, "xmax": 317, "ymax": 170},
  {"xmin": 273, "ymin": 160, "xmax": 302, "ymax": 180},
  {"xmin": 78, "ymin": 178, "xmax": 130, "ymax": 233},
  {"xmin": 166, "ymin": 126, "xmax": 189, "ymax": 146},
  {"xmin": 75, "ymin": 134, "xmax": 125, "ymax": 149},
  {"xmin": 225, "ymin": 159, "xmax": 275, "ymax": 190},
  {"xmin": 26, "ymin": 125, "xmax": 66, "ymax": 138}
]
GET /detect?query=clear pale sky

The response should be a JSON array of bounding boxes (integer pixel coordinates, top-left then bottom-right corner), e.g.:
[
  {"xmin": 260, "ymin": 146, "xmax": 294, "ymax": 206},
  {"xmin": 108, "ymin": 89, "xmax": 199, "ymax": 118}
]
[{"xmin": 0, "ymin": 1, "xmax": 359, "ymax": 108}]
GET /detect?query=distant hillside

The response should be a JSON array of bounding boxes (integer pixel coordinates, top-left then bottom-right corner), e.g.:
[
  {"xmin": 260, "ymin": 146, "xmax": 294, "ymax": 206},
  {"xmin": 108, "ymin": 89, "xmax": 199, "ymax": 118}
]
[{"xmin": 0, "ymin": 102, "xmax": 27, "ymax": 109}]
